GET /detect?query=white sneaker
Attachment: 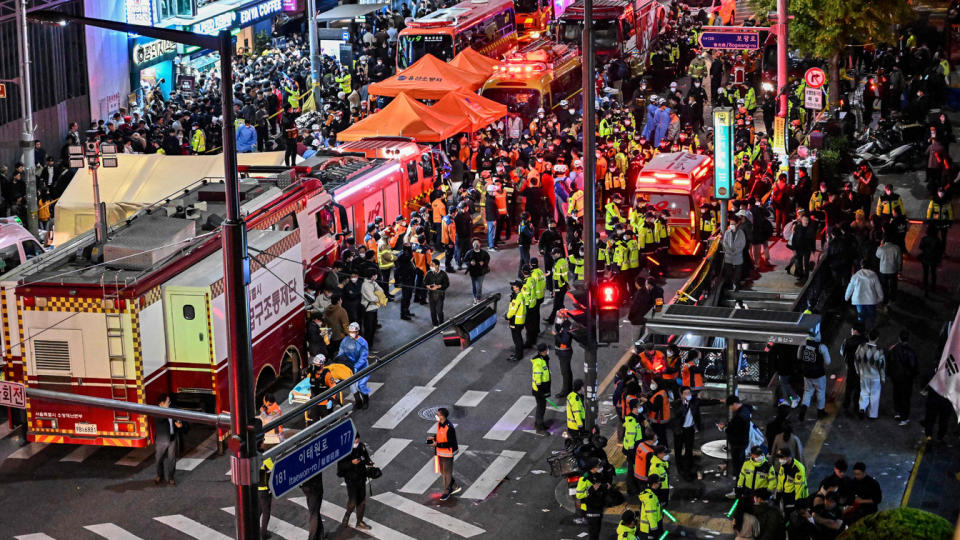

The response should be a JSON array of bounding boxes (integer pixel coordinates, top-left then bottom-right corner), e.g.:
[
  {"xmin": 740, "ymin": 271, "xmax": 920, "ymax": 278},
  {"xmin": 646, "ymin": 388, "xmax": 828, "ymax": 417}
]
[
  {"xmin": 725, "ymin": 490, "xmax": 737, "ymax": 499},
  {"xmin": 789, "ymin": 397, "xmax": 800, "ymax": 409},
  {"xmin": 899, "ymin": 419, "xmax": 910, "ymax": 426}
]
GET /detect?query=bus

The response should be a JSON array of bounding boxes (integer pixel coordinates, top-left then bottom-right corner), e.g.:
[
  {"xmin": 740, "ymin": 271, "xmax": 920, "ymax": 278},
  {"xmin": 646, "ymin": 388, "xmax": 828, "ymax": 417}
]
[
  {"xmin": 480, "ymin": 40, "xmax": 582, "ymax": 120},
  {"xmin": 556, "ymin": 0, "xmax": 663, "ymax": 64},
  {"xmin": 397, "ymin": 0, "xmax": 519, "ymax": 69}
]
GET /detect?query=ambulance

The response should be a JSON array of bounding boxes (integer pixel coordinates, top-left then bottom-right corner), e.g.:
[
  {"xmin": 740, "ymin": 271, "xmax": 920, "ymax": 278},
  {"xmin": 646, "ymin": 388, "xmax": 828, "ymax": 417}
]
[
  {"xmin": 480, "ymin": 40, "xmax": 582, "ymax": 120},
  {"xmin": 631, "ymin": 152, "xmax": 714, "ymax": 256}
]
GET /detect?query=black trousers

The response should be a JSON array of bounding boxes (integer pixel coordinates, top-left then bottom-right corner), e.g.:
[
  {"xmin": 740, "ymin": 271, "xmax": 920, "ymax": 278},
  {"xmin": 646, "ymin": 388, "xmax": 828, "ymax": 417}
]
[
  {"xmin": 362, "ymin": 310, "xmax": 377, "ymax": 344},
  {"xmin": 556, "ymin": 348, "xmax": 573, "ymax": 396},
  {"xmin": 922, "ymin": 263, "xmax": 939, "ymax": 293},
  {"xmin": 923, "ymin": 391, "xmax": 954, "ymax": 440},
  {"xmin": 674, "ymin": 426, "xmax": 695, "ymax": 473},
  {"xmin": 586, "ymin": 512, "xmax": 603, "ymax": 540},
  {"xmin": 893, "ymin": 378, "xmax": 914, "ymax": 420},
  {"xmin": 400, "ymin": 282, "xmax": 414, "ymax": 316},
  {"xmin": 534, "ymin": 391, "xmax": 547, "ymax": 429},
  {"xmin": 652, "ymin": 423, "xmax": 669, "ymax": 449},
  {"xmin": 301, "ymin": 483, "xmax": 325, "ymax": 540},
  {"xmin": 524, "ymin": 301, "xmax": 541, "ymax": 346},
  {"xmin": 843, "ymin": 368, "xmax": 861, "ymax": 411},
  {"xmin": 625, "ymin": 449, "xmax": 639, "ymax": 494},
  {"xmin": 378, "ymin": 268, "xmax": 392, "ymax": 297},
  {"xmin": 510, "ymin": 325, "xmax": 524, "ymax": 359},
  {"xmin": 414, "ymin": 271, "xmax": 426, "ymax": 302},
  {"xmin": 548, "ymin": 283, "xmax": 568, "ymax": 322},
  {"xmin": 429, "ymin": 294, "xmax": 445, "ymax": 326},
  {"xmin": 729, "ymin": 445, "xmax": 746, "ymax": 479},
  {"xmin": 258, "ymin": 489, "xmax": 272, "ymax": 539},
  {"xmin": 284, "ymin": 143, "xmax": 297, "ymax": 167}
]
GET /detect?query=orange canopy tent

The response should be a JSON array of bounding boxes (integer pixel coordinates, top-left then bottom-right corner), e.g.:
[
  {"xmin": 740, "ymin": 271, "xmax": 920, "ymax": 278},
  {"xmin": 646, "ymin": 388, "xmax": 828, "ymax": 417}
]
[
  {"xmin": 448, "ymin": 47, "xmax": 501, "ymax": 80},
  {"xmin": 368, "ymin": 54, "xmax": 487, "ymax": 100},
  {"xmin": 338, "ymin": 92, "xmax": 470, "ymax": 142},
  {"xmin": 431, "ymin": 89, "xmax": 507, "ymax": 132}
]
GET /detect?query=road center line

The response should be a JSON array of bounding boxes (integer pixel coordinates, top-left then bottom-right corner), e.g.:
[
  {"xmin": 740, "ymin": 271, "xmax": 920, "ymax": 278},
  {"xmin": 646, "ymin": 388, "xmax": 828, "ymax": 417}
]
[{"xmin": 427, "ymin": 346, "xmax": 474, "ymax": 388}]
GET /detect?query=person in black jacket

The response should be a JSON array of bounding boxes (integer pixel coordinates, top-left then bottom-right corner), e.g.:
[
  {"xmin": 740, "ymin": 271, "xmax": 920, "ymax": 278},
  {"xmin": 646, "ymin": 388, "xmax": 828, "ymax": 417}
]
[
  {"xmin": 554, "ymin": 315, "xmax": 574, "ymax": 398},
  {"xmin": 673, "ymin": 386, "xmax": 702, "ymax": 480},
  {"xmin": 718, "ymin": 395, "xmax": 751, "ymax": 497},
  {"xmin": 306, "ymin": 313, "xmax": 328, "ymax": 358},
  {"xmin": 462, "ymin": 240, "xmax": 490, "ymax": 303},
  {"xmin": 154, "ymin": 393, "xmax": 187, "ymax": 486},
  {"xmin": 337, "ymin": 433, "xmax": 374, "ymax": 531},
  {"xmin": 424, "ymin": 259, "xmax": 450, "ymax": 326},
  {"xmin": 628, "ymin": 277, "xmax": 664, "ymax": 336},
  {"xmin": 394, "ymin": 245, "xmax": 417, "ymax": 319},
  {"xmin": 453, "ymin": 204, "xmax": 473, "ymax": 269},
  {"xmin": 341, "ymin": 270, "xmax": 363, "ymax": 325}
]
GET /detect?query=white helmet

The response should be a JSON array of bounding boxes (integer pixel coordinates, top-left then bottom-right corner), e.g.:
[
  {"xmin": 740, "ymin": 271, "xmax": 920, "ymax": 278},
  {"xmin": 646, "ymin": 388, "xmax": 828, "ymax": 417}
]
[
  {"xmin": 312, "ymin": 354, "xmax": 325, "ymax": 366},
  {"xmin": 348, "ymin": 322, "xmax": 361, "ymax": 333}
]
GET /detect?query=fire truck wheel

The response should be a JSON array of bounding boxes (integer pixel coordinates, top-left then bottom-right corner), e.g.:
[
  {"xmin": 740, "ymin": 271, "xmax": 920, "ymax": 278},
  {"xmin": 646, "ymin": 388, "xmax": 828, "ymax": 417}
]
[{"xmin": 255, "ymin": 368, "xmax": 277, "ymax": 404}]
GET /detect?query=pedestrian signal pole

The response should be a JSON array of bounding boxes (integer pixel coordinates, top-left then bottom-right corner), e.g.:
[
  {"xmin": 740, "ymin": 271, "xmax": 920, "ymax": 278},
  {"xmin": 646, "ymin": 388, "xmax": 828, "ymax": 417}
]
[{"xmin": 581, "ymin": 0, "xmax": 599, "ymax": 433}]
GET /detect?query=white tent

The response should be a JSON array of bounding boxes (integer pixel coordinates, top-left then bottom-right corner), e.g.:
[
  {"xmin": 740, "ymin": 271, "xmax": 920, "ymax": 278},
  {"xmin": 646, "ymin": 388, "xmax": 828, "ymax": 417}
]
[{"xmin": 54, "ymin": 152, "xmax": 287, "ymax": 245}]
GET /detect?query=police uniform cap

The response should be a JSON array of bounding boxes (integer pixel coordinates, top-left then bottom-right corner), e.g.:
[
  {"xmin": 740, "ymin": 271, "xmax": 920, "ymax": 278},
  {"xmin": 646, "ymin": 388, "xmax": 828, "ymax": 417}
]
[
  {"xmin": 510, "ymin": 280, "xmax": 524, "ymax": 288},
  {"xmin": 750, "ymin": 445, "xmax": 765, "ymax": 456}
]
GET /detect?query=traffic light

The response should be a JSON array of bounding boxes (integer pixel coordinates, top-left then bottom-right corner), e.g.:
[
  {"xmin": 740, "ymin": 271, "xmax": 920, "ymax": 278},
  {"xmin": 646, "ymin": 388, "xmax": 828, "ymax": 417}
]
[
  {"xmin": 565, "ymin": 285, "xmax": 591, "ymax": 346},
  {"xmin": 597, "ymin": 278, "xmax": 621, "ymax": 344}
]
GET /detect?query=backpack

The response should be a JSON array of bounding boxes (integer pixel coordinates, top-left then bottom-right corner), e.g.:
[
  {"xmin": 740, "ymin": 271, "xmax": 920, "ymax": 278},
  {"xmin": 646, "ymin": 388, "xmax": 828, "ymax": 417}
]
[{"xmin": 799, "ymin": 342, "xmax": 819, "ymax": 364}]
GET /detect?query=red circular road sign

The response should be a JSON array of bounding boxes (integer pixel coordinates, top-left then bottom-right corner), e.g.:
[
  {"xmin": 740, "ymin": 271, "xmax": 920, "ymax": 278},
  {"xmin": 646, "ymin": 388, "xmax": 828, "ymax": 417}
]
[{"xmin": 804, "ymin": 68, "xmax": 826, "ymax": 89}]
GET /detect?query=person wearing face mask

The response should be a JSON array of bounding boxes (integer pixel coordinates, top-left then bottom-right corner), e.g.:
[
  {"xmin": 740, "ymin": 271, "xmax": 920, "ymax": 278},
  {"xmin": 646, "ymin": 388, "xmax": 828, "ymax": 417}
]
[
  {"xmin": 647, "ymin": 378, "xmax": 671, "ymax": 448},
  {"xmin": 424, "ymin": 259, "xmax": 450, "ymax": 326},
  {"xmin": 649, "ymin": 445, "xmax": 671, "ymax": 504},
  {"xmin": 774, "ymin": 448, "xmax": 807, "ymax": 512},
  {"xmin": 721, "ymin": 214, "xmax": 747, "ymax": 291},
  {"xmin": 530, "ymin": 343, "xmax": 552, "ymax": 433},
  {"xmin": 337, "ymin": 433, "xmax": 374, "ymax": 531},
  {"xmin": 428, "ymin": 407, "xmax": 461, "ymax": 501},
  {"xmin": 339, "ymin": 323, "xmax": 371, "ymax": 410},
  {"xmin": 736, "ymin": 446, "xmax": 777, "ymax": 500},
  {"xmin": 637, "ymin": 474, "xmax": 663, "ymax": 539},
  {"xmin": 576, "ymin": 458, "xmax": 609, "ymax": 539},
  {"xmin": 673, "ymin": 385, "xmax": 701, "ymax": 480},
  {"xmin": 463, "ymin": 239, "xmax": 490, "ymax": 304}
]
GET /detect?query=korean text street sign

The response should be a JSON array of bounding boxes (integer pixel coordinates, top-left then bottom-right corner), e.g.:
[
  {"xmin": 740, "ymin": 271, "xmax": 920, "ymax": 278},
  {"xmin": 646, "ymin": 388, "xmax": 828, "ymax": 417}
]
[
  {"xmin": 698, "ymin": 27, "xmax": 761, "ymax": 50},
  {"xmin": 713, "ymin": 108, "xmax": 734, "ymax": 199},
  {"xmin": 772, "ymin": 116, "xmax": 786, "ymax": 155},
  {"xmin": 0, "ymin": 380, "xmax": 26, "ymax": 408},
  {"xmin": 269, "ymin": 418, "xmax": 355, "ymax": 497},
  {"xmin": 804, "ymin": 87, "xmax": 823, "ymax": 110},
  {"xmin": 804, "ymin": 68, "xmax": 825, "ymax": 89}
]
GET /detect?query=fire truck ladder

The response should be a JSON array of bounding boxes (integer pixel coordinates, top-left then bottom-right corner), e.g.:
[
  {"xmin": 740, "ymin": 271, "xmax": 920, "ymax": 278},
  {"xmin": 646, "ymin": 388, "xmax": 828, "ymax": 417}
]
[{"xmin": 103, "ymin": 277, "xmax": 130, "ymax": 422}]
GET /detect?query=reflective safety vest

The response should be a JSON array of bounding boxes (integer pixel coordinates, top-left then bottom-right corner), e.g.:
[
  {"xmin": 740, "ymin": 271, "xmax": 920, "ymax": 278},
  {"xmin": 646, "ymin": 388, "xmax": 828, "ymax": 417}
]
[
  {"xmin": 531, "ymin": 354, "xmax": 550, "ymax": 391},
  {"xmin": 681, "ymin": 361, "xmax": 704, "ymax": 390},
  {"xmin": 776, "ymin": 460, "xmax": 809, "ymax": 499},
  {"xmin": 495, "ymin": 191, "xmax": 508, "ymax": 214},
  {"xmin": 928, "ymin": 200, "xmax": 953, "ymax": 221},
  {"xmin": 738, "ymin": 457, "xmax": 777, "ymax": 492},
  {"xmin": 335, "ymin": 73, "xmax": 352, "ymax": 94},
  {"xmin": 191, "ymin": 129, "xmax": 206, "ymax": 153},
  {"xmin": 258, "ymin": 456, "xmax": 275, "ymax": 491},
  {"xmin": 638, "ymin": 489, "xmax": 662, "ymax": 533},
  {"xmin": 639, "ymin": 222, "xmax": 656, "ymax": 248},
  {"xmin": 568, "ymin": 190, "xmax": 584, "ymax": 218},
  {"xmin": 553, "ymin": 257, "xmax": 570, "ymax": 287},
  {"xmin": 570, "ymin": 254, "xmax": 585, "ymax": 281},
  {"xmin": 566, "ymin": 391, "xmax": 585, "ymax": 430},
  {"xmin": 626, "ymin": 239, "xmax": 640, "ymax": 269},
  {"xmin": 531, "ymin": 268, "xmax": 547, "ymax": 300},
  {"xmin": 622, "ymin": 414, "xmax": 641, "ymax": 452},
  {"xmin": 809, "ymin": 191, "xmax": 827, "ymax": 212},
  {"xmin": 876, "ymin": 193, "xmax": 905, "ymax": 216},
  {"xmin": 507, "ymin": 295, "xmax": 527, "ymax": 325},
  {"xmin": 616, "ymin": 521, "xmax": 638, "ymax": 540},
  {"xmin": 633, "ymin": 441, "xmax": 654, "ymax": 480},
  {"xmin": 435, "ymin": 421, "xmax": 454, "ymax": 458},
  {"xmin": 649, "ymin": 389, "xmax": 671, "ymax": 424},
  {"xmin": 605, "ymin": 202, "xmax": 623, "ymax": 231},
  {"xmin": 661, "ymin": 354, "xmax": 680, "ymax": 380},
  {"xmin": 598, "ymin": 242, "xmax": 610, "ymax": 265},
  {"xmin": 649, "ymin": 455, "xmax": 669, "ymax": 490},
  {"xmin": 575, "ymin": 472, "xmax": 596, "ymax": 511},
  {"xmin": 700, "ymin": 209, "xmax": 717, "ymax": 232},
  {"xmin": 605, "ymin": 172, "xmax": 625, "ymax": 190},
  {"xmin": 613, "ymin": 241, "xmax": 629, "ymax": 270},
  {"xmin": 520, "ymin": 282, "xmax": 537, "ymax": 309},
  {"xmin": 377, "ymin": 245, "xmax": 395, "ymax": 270},
  {"xmin": 655, "ymin": 220, "xmax": 667, "ymax": 242}
]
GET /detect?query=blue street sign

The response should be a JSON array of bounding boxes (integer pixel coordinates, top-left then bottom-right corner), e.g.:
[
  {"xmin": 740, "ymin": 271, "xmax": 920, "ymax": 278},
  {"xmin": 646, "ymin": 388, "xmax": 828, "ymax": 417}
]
[
  {"xmin": 269, "ymin": 418, "xmax": 356, "ymax": 497},
  {"xmin": 698, "ymin": 30, "xmax": 760, "ymax": 50}
]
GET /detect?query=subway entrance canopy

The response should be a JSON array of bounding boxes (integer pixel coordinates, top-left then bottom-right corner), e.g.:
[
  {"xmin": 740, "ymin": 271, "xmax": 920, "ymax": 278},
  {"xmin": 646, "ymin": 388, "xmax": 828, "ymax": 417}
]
[{"xmin": 644, "ymin": 303, "xmax": 821, "ymax": 346}]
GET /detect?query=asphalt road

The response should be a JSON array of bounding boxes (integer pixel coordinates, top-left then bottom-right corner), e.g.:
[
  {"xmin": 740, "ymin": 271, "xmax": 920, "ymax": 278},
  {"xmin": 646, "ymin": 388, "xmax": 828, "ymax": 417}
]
[{"xmin": 0, "ymin": 242, "xmax": 689, "ymax": 540}]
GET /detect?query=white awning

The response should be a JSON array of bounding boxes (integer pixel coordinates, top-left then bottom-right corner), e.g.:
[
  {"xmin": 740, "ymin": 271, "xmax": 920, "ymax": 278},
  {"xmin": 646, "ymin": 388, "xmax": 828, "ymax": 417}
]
[{"xmin": 315, "ymin": 3, "xmax": 388, "ymax": 21}]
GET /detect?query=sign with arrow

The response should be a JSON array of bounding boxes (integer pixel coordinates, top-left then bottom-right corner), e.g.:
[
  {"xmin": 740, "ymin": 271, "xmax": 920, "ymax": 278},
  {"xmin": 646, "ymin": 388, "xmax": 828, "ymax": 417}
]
[
  {"xmin": 268, "ymin": 418, "xmax": 356, "ymax": 497},
  {"xmin": 804, "ymin": 67, "xmax": 826, "ymax": 89}
]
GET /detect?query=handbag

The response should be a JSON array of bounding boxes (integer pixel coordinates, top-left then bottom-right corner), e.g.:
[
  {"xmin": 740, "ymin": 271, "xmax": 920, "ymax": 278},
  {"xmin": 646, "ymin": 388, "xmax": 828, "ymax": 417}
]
[{"xmin": 365, "ymin": 466, "xmax": 382, "ymax": 479}]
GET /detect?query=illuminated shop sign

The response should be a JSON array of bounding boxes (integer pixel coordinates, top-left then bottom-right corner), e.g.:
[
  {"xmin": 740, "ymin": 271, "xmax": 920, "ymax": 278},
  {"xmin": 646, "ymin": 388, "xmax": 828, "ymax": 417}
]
[{"xmin": 192, "ymin": 0, "xmax": 283, "ymax": 35}]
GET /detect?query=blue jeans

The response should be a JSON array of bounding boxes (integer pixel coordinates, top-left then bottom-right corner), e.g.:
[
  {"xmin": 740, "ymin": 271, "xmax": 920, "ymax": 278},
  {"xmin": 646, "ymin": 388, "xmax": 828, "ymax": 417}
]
[
  {"xmin": 802, "ymin": 375, "xmax": 826, "ymax": 410},
  {"xmin": 487, "ymin": 221, "xmax": 496, "ymax": 248},
  {"xmin": 855, "ymin": 304, "xmax": 876, "ymax": 330},
  {"xmin": 471, "ymin": 275, "xmax": 484, "ymax": 300}
]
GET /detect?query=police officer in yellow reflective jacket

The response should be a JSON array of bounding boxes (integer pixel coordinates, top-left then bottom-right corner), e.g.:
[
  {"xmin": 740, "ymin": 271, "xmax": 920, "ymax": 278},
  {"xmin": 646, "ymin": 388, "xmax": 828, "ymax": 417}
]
[
  {"xmin": 576, "ymin": 457, "xmax": 609, "ymax": 539},
  {"xmin": 617, "ymin": 509, "xmax": 638, "ymax": 540},
  {"xmin": 775, "ymin": 448, "xmax": 808, "ymax": 511},
  {"xmin": 506, "ymin": 281, "xmax": 527, "ymax": 361},
  {"xmin": 257, "ymin": 437, "xmax": 275, "ymax": 534},
  {"xmin": 699, "ymin": 202, "xmax": 717, "ymax": 240},
  {"xmin": 638, "ymin": 474, "xmax": 663, "ymax": 538},
  {"xmin": 567, "ymin": 379, "xmax": 586, "ymax": 440},
  {"xmin": 571, "ymin": 247, "xmax": 585, "ymax": 282},
  {"xmin": 737, "ymin": 445, "xmax": 777, "ymax": 498},
  {"xmin": 530, "ymin": 344, "xmax": 551, "ymax": 432},
  {"xmin": 649, "ymin": 445, "xmax": 670, "ymax": 504},
  {"xmin": 622, "ymin": 398, "xmax": 643, "ymax": 495},
  {"xmin": 605, "ymin": 194, "xmax": 625, "ymax": 232}
]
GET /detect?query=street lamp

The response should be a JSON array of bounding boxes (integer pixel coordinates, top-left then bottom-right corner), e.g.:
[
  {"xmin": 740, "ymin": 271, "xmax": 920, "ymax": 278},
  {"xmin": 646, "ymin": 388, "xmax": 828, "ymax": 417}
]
[{"xmin": 67, "ymin": 140, "xmax": 117, "ymax": 245}]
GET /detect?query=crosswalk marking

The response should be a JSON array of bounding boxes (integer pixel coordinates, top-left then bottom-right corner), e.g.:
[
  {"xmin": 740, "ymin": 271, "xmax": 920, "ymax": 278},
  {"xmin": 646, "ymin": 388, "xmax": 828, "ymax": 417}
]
[
  {"xmin": 368, "ymin": 382, "xmax": 383, "ymax": 395},
  {"xmin": 399, "ymin": 445, "xmax": 469, "ymax": 494},
  {"xmin": 154, "ymin": 515, "xmax": 232, "ymax": 540},
  {"xmin": 14, "ymin": 534, "xmax": 56, "ymax": 540},
  {"xmin": 483, "ymin": 396, "xmax": 536, "ymax": 440},
  {"xmin": 61, "ymin": 445, "xmax": 99, "ymax": 463},
  {"xmin": 426, "ymin": 422, "xmax": 457, "ymax": 435},
  {"xmin": 223, "ymin": 506, "xmax": 306, "ymax": 540},
  {"xmin": 115, "ymin": 447, "xmax": 153, "ymax": 467},
  {"xmin": 7, "ymin": 442, "xmax": 47, "ymax": 460},
  {"xmin": 461, "ymin": 449, "xmax": 525, "ymax": 500},
  {"xmin": 454, "ymin": 390, "xmax": 488, "ymax": 408},
  {"xmin": 372, "ymin": 492, "xmax": 485, "ymax": 538},
  {"xmin": 84, "ymin": 523, "xmax": 144, "ymax": 540},
  {"xmin": 370, "ymin": 438, "xmax": 412, "ymax": 469},
  {"xmin": 290, "ymin": 497, "xmax": 417, "ymax": 540},
  {"xmin": 372, "ymin": 385, "xmax": 434, "ymax": 430},
  {"xmin": 177, "ymin": 433, "xmax": 218, "ymax": 471},
  {"xmin": 426, "ymin": 346, "xmax": 473, "ymax": 387}
]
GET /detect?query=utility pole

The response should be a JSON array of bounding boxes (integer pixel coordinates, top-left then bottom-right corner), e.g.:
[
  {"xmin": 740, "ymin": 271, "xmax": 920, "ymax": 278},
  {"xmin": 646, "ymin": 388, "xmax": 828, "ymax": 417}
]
[
  {"xmin": 581, "ymin": 0, "xmax": 598, "ymax": 433},
  {"xmin": 776, "ymin": 0, "xmax": 788, "ymax": 118},
  {"xmin": 15, "ymin": 0, "xmax": 38, "ymax": 236},
  {"xmin": 218, "ymin": 30, "xmax": 260, "ymax": 540},
  {"xmin": 306, "ymin": 0, "xmax": 322, "ymax": 110}
]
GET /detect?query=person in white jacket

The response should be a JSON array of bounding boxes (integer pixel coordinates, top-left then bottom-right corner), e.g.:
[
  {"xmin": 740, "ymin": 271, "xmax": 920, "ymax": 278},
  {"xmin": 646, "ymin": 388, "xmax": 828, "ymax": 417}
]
[
  {"xmin": 844, "ymin": 260, "xmax": 884, "ymax": 330},
  {"xmin": 854, "ymin": 330, "xmax": 886, "ymax": 419}
]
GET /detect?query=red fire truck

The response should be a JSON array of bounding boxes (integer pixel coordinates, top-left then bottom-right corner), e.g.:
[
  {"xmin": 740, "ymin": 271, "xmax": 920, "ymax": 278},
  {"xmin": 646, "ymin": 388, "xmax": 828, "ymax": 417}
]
[
  {"xmin": 1, "ymin": 140, "xmax": 435, "ymax": 448},
  {"xmin": 556, "ymin": 0, "xmax": 663, "ymax": 64}
]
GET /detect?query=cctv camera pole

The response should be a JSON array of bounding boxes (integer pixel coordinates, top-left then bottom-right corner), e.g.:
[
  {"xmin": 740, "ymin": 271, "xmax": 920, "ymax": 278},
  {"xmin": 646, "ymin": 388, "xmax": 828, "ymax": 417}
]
[
  {"xmin": 581, "ymin": 0, "xmax": 599, "ymax": 433},
  {"xmin": 306, "ymin": 0, "xmax": 322, "ymax": 110},
  {"xmin": 15, "ymin": 0, "xmax": 38, "ymax": 236}
]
